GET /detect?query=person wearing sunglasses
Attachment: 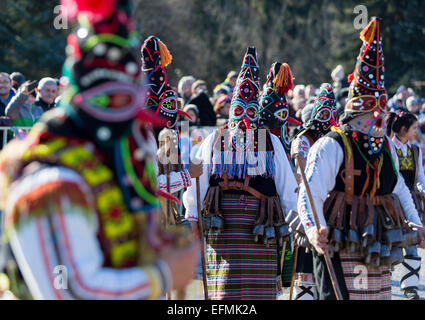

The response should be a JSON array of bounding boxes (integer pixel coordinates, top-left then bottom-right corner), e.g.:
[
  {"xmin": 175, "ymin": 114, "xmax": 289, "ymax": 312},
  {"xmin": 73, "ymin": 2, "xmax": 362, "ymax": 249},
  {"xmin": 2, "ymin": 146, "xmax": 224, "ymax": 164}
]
[{"xmin": 297, "ymin": 17, "xmax": 425, "ymax": 300}]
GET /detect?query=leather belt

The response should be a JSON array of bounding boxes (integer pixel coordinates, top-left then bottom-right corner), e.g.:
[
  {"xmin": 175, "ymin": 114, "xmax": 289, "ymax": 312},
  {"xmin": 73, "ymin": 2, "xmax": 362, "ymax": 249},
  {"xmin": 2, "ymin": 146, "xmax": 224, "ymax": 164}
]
[{"xmin": 218, "ymin": 173, "xmax": 263, "ymax": 200}]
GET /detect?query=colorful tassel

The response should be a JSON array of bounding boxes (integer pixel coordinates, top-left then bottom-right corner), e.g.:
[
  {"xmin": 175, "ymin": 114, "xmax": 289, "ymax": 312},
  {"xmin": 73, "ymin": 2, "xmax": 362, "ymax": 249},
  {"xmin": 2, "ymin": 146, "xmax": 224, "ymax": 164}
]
[
  {"xmin": 273, "ymin": 63, "xmax": 294, "ymax": 95},
  {"xmin": 360, "ymin": 19, "xmax": 377, "ymax": 44},
  {"xmin": 157, "ymin": 38, "xmax": 172, "ymax": 67}
]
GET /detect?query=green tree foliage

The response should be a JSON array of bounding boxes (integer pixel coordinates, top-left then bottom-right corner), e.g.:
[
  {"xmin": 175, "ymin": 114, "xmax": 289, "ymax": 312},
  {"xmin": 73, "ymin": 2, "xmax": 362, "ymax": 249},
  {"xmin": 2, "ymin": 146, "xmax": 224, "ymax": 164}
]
[
  {"xmin": 1, "ymin": 0, "xmax": 424, "ymax": 95},
  {"xmin": 0, "ymin": 0, "xmax": 67, "ymax": 80}
]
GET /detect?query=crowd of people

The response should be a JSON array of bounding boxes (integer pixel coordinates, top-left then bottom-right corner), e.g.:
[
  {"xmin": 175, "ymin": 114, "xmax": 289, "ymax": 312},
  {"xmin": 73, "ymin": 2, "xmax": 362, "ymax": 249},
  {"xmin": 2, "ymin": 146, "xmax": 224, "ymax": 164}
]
[{"xmin": 1, "ymin": 0, "xmax": 425, "ymax": 303}]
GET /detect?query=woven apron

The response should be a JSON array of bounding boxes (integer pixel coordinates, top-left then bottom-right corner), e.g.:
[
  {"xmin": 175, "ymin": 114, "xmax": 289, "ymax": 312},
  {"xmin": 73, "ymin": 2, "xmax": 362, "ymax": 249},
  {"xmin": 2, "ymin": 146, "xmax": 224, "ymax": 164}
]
[
  {"xmin": 206, "ymin": 193, "xmax": 277, "ymax": 300},
  {"xmin": 339, "ymin": 251, "xmax": 392, "ymax": 300}
]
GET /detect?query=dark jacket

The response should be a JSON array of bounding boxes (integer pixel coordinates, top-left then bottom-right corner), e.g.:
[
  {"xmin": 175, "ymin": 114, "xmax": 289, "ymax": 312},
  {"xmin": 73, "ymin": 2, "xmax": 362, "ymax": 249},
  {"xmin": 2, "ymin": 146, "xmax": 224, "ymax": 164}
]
[
  {"xmin": 34, "ymin": 97, "xmax": 55, "ymax": 113},
  {"xmin": 0, "ymin": 89, "xmax": 16, "ymax": 116},
  {"xmin": 187, "ymin": 92, "xmax": 216, "ymax": 126}
]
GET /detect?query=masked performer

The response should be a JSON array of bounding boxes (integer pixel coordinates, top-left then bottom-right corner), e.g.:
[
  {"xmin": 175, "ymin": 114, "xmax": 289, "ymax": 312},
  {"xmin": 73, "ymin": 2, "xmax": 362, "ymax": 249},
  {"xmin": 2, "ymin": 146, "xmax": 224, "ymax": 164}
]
[
  {"xmin": 259, "ymin": 62, "xmax": 301, "ymax": 158},
  {"xmin": 289, "ymin": 83, "xmax": 338, "ymax": 300},
  {"xmin": 141, "ymin": 35, "xmax": 202, "ymax": 226},
  {"xmin": 0, "ymin": 0, "xmax": 198, "ymax": 300},
  {"xmin": 386, "ymin": 111, "xmax": 425, "ymax": 299},
  {"xmin": 297, "ymin": 17, "xmax": 425, "ymax": 300},
  {"xmin": 183, "ymin": 47, "xmax": 298, "ymax": 300},
  {"xmin": 258, "ymin": 61, "xmax": 301, "ymax": 292}
]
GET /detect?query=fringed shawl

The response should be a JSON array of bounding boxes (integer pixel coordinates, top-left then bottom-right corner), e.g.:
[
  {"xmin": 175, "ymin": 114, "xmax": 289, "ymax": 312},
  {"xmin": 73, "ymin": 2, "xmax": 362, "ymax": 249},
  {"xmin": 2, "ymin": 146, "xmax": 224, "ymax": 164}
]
[{"xmin": 211, "ymin": 126, "xmax": 275, "ymax": 179}]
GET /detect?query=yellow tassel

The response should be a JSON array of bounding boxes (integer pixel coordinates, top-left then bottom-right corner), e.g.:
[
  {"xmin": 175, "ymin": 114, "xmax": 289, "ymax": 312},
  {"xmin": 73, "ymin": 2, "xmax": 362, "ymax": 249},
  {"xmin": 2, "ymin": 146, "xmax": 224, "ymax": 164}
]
[
  {"xmin": 157, "ymin": 39, "xmax": 172, "ymax": 67},
  {"xmin": 331, "ymin": 126, "xmax": 352, "ymax": 162},
  {"xmin": 273, "ymin": 63, "xmax": 294, "ymax": 94},
  {"xmin": 360, "ymin": 19, "xmax": 377, "ymax": 44}
]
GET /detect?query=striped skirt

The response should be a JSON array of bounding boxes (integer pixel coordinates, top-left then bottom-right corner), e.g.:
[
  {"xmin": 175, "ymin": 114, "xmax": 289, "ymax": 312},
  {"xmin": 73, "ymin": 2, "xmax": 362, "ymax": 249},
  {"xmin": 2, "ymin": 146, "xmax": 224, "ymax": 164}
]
[
  {"xmin": 339, "ymin": 252, "xmax": 391, "ymax": 300},
  {"xmin": 206, "ymin": 194, "xmax": 277, "ymax": 300}
]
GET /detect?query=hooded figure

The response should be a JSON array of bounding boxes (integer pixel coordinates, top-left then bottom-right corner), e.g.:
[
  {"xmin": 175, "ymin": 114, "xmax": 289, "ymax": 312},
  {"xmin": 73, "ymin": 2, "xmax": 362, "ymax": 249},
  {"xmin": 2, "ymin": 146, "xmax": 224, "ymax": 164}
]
[
  {"xmin": 0, "ymin": 0, "xmax": 198, "ymax": 300},
  {"xmin": 141, "ymin": 35, "xmax": 191, "ymax": 131},
  {"xmin": 141, "ymin": 35, "xmax": 202, "ymax": 228},
  {"xmin": 289, "ymin": 83, "xmax": 338, "ymax": 300},
  {"xmin": 183, "ymin": 47, "xmax": 298, "ymax": 300},
  {"xmin": 259, "ymin": 62, "xmax": 301, "ymax": 157},
  {"xmin": 297, "ymin": 17, "xmax": 425, "ymax": 300}
]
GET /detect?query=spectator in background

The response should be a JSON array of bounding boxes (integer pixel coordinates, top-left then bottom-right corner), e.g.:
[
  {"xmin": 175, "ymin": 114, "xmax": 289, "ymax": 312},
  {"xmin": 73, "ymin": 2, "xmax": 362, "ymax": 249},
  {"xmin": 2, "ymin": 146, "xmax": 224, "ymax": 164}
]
[
  {"xmin": 388, "ymin": 85, "xmax": 408, "ymax": 110},
  {"xmin": 213, "ymin": 70, "xmax": 238, "ymax": 97},
  {"xmin": 331, "ymin": 64, "xmax": 349, "ymax": 97},
  {"xmin": 292, "ymin": 84, "xmax": 305, "ymax": 101},
  {"xmin": 187, "ymin": 80, "xmax": 216, "ymax": 126},
  {"xmin": 178, "ymin": 75, "xmax": 196, "ymax": 105},
  {"xmin": 305, "ymin": 84, "xmax": 316, "ymax": 99},
  {"xmin": 214, "ymin": 94, "xmax": 231, "ymax": 127},
  {"xmin": 5, "ymin": 81, "xmax": 44, "ymax": 127},
  {"xmin": 182, "ymin": 104, "xmax": 200, "ymax": 126},
  {"xmin": 293, "ymin": 98, "xmax": 307, "ymax": 120},
  {"xmin": 406, "ymin": 96, "xmax": 421, "ymax": 116},
  {"xmin": 10, "ymin": 72, "xmax": 25, "ymax": 91},
  {"xmin": 55, "ymin": 76, "xmax": 69, "ymax": 106},
  {"xmin": 35, "ymin": 77, "xmax": 58, "ymax": 112},
  {"xmin": 407, "ymin": 87, "xmax": 416, "ymax": 98},
  {"xmin": 0, "ymin": 72, "xmax": 16, "ymax": 116}
]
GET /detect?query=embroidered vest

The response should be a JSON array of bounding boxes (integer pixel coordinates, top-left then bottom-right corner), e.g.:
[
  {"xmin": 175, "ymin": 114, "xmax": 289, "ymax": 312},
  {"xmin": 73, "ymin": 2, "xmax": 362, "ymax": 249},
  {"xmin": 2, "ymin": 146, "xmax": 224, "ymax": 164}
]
[
  {"xmin": 397, "ymin": 145, "xmax": 418, "ymax": 190},
  {"xmin": 3, "ymin": 124, "xmax": 167, "ymax": 269}
]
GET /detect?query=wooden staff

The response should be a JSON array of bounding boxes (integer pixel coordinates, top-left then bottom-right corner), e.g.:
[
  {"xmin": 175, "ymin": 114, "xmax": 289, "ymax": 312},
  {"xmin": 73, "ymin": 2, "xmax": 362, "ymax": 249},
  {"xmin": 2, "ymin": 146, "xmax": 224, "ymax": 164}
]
[
  {"xmin": 289, "ymin": 157, "xmax": 302, "ymax": 300},
  {"xmin": 295, "ymin": 154, "xmax": 343, "ymax": 300},
  {"xmin": 196, "ymin": 177, "xmax": 209, "ymax": 300},
  {"xmin": 165, "ymin": 163, "xmax": 171, "ymax": 300},
  {"xmin": 289, "ymin": 244, "xmax": 299, "ymax": 300}
]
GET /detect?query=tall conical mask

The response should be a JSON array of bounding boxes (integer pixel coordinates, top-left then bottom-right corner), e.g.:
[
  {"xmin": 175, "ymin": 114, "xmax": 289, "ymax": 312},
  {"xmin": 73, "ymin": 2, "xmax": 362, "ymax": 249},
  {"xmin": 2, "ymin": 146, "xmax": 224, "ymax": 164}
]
[
  {"xmin": 259, "ymin": 62, "xmax": 300, "ymax": 150},
  {"xmin": 228, "ymin": 47, "xmax": 260, "ymax": 131},
  {"xmin": 343, "ymin": 17, "xmax": 387, "ymax": 123}
]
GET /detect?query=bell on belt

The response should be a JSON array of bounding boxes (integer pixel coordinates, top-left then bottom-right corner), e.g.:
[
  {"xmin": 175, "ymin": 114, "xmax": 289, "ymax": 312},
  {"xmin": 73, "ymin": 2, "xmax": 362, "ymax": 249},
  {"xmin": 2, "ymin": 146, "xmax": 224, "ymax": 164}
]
[
  {"xmin": 361, "ymin": 224, "xmax": 375, "ymax": 248},
  {"xmin": 253, "ymin": 224, "xmax": 265, "ymax": 243},
  {"xmin": 210, "ymin": 214, "xmax": 224, "ymax": 233},
  {"xmin": 403, "ymin": 230, "xmax": 420, "ymax": 248},
  {"xmin": 346, "ymin": 229, "xmax": 360, "ymax": 253},
  {"xmin": 285, "ymin": 210, "xmax": 298, "ymax": 225},
  {"xmin": 365, "ymin": 241, "xmax": 381, "ymax": 265},
  {"xmin": 264, "ymin": 226, "xmax": 276, "ymax": 246},
  {"xmin": 276, "ymin": 223, "xmax": 290, "ymax": 246},
  {"xmin": 380, "ymin": 244, "xmax": 391, "ymax": 266},
  {"xmin": 389, "ymin": 247, "xmax": 404, "ymax": 267},
  {"xmin": 383, "ymin": 228, "xmax": 403, "ymax": 250},
  {"xmin": 329, "ymin": 228, "xmax": 344, "ymax": 252}
]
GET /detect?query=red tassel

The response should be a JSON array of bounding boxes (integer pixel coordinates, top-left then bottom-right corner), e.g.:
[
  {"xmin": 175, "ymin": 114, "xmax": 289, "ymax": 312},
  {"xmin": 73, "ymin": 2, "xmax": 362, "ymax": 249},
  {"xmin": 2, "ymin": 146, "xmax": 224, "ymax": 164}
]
[
  {"xmin": 347, "ymin": 72, "xmax": 355, "ymax": 83},
  {"xmin": 136, "ymin": 109, "xmax": 167, "ymax": 127},
  {"xmin": 158, "ymin": 189, "xmax": 181, "ymax": 205},
  {"xmin": 274, "ymin": 63, "xmax": 294, "ymax": 95},
  {"xmin": 287, "ymin": 117, "xmax": 302, "ymax": 125},
  {"xmin": 177, "ymin": 110, "xmax": 193, "ymax": 121}
]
